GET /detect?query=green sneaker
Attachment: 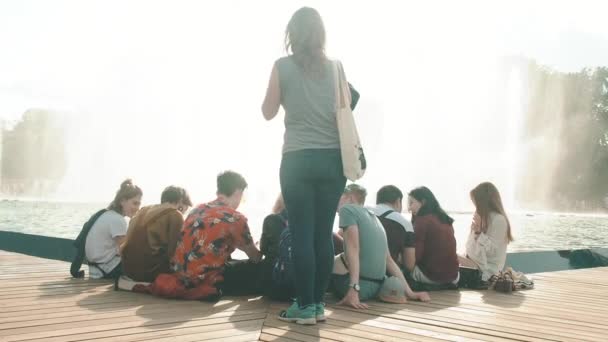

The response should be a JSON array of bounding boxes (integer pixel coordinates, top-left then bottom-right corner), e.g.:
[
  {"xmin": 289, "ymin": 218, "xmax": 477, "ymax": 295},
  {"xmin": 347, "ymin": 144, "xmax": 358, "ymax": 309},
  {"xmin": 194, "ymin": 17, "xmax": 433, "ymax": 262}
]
[
  {"xmin": 315, "ymin": 303, "xmax": 326, "ymax": 322},
  {"xmin": 278, "ymin": 302, "xmax": 316, "ymax": 325}
]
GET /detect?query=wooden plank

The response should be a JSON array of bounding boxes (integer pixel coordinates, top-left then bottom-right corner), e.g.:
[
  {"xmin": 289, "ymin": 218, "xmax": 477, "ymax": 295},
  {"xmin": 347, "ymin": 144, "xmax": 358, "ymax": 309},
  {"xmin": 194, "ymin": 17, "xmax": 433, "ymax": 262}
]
[
  {"xmin": 145, "ymin": 329, "xmax": 261, "ymax": 342},
  {"xmin": 363, "ymin": 301, "xmax": 607, "ymax": 340},
  {"xmin": 0, "ymin": 300, "xmax": 266, "ymax": 331},
  {"xmin": 425, "ymin": 291, "xmax": 608, "ymax": 319},
  {"xmin": 318, "ymin": 310, "xmax": 492, "ymax": 342},
  {"xmin": 400, "ymin": 299, "xmax": 607, "ymax": 332},
  {"xmin": 259, "ymin": 333, "xmax": 299, "ymax": 342},
  {"xmin": 425, "ymin": 292, "xmax": 608, "ymax": 319},
  {"xmin": 73, "ymin": 320, "xmax": 264, "ymax": 342},
  {"xmin": 332, "ymin": 305, "xmax": 581, "ymax": 341},
  {"xmin": 260, "ymin": 328, "xmax": 341, "ymax": 342},
  {"xmin": 264, "ymin": 315, "xmax": 415, "ymax": 342},
  {"xmin": 1, "ymin": 312, "xmax": 267, "ymax": 342},
  {"xmin": 18, "ymin": 316, "xmax": 265, "ymax": 342},
  {"xmin": 1, "ymin": 251, "xmax": 608, "ymax": 342}
]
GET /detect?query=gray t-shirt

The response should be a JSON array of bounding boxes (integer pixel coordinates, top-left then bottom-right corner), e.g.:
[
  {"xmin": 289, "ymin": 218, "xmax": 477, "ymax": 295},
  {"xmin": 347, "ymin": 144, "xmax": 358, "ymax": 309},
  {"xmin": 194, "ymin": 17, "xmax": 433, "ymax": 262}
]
[
  {"xmin": 339, "ymin": 204, "xmax": 388, "ymax": 281},
  {"xmin": 276, "ymin": 56, "xmax": 340, "ymax": 153},
  {"xmin": 84, "ymin": 210, "xmax": 127, "ymax": 278}
]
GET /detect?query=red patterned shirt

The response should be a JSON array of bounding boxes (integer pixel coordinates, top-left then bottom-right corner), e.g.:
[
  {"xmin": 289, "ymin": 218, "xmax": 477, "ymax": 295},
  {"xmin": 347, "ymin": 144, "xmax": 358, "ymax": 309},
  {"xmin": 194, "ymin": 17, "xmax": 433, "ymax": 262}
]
[{"xmin": 171, "ymin": 199, "xmax": 254, "ymax": 290}]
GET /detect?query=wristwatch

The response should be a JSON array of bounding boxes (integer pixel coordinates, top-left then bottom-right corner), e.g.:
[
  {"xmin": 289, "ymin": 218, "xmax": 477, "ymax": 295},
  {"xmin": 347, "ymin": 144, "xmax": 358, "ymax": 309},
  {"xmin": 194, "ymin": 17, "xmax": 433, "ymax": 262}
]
[{"xmin": 349, "ymin": 283, "xmax": 360, "ymax": 292}]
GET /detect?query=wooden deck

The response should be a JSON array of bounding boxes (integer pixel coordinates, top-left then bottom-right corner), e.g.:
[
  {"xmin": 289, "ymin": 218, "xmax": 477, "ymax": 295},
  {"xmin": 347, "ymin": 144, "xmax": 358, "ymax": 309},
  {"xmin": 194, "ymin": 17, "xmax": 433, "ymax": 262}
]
[{"xmin": 1, "ymin": 251, "xmax": 607, "ymax": 342}]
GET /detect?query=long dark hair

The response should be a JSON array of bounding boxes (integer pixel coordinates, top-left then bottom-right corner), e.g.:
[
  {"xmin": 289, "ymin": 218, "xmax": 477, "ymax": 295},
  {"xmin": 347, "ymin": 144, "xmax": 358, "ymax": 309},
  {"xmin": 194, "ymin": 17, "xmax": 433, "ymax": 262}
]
[
  {"xmin": 285, "ymin": 7, "xmax": 327, "ymax": 76},
  {"xmin": 108, "ymin": 179, "xmax": 142, "ymax": 215},
  {"xmin": 409, "ymin": 186, "xmax": 454, "ymax": 225},
  {"xmin": 470, "ymin": 182, "xmax": 513, "ymax": 242}
]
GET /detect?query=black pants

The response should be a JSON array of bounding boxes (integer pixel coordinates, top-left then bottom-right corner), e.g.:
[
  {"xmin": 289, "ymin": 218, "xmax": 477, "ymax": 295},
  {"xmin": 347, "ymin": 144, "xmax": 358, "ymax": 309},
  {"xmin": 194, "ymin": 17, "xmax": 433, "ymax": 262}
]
[
  {"xmin": 280, "ymin": 149, "xmax": 346, "ymax": 307},
  {"xmin": 222, "ymin": 258, "xmax": 296, "ymax": 299},
  {"xmin": 221, "ymin": 259, "xmax": 269, "ymax": 296}
]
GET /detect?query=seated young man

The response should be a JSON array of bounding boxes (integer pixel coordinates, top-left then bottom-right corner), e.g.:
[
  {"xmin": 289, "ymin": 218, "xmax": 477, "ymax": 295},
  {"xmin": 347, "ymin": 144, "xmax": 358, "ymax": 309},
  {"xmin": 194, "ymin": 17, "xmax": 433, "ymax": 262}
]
[
  {"xmin": 221, "ymin": 193, "xmax": 288, "ymax": 298},
  {"xmin": 372, "ymin": 185, "xmax": 416, "ymax": 273},
  {"xmin": 331, "ymin": 184, "xmax": 430, "ymax": 309},
  {"xmin": 132, "ymin": 171, "xmax": 262, "ymax": 300},
  {"xmin": 120, "ymin": 186, "xmax": 192, "ymax": 282}
]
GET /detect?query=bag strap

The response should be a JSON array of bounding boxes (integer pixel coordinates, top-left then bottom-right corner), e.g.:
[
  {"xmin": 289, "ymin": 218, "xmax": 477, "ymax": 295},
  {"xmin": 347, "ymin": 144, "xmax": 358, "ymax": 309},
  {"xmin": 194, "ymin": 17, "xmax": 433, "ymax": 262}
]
[
  {"xmin": 332, "ymin": 61, "xmax": 342, "ymax": 110},
  {"xmin": 379, "ymin": 210, "xmax": 395, "ymax": 219},
  {"xmin": 87, "ymin": 262, "xmax": 109, "ymax": 278},
  {"xmin": 332, "ymin": 60, "xmax": 350, "ymax": 110},
  {"xmin": 71, "ymin": 209, "xmax": 108, "ymax": 278}
]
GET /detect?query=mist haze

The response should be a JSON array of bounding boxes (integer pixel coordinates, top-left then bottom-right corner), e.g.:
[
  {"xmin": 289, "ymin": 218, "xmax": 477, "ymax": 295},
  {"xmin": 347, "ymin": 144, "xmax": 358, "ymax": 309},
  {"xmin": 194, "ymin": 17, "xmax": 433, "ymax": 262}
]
[{"xmin": 1, "ymin": 0, "xmax": 607, "ymax": 214}]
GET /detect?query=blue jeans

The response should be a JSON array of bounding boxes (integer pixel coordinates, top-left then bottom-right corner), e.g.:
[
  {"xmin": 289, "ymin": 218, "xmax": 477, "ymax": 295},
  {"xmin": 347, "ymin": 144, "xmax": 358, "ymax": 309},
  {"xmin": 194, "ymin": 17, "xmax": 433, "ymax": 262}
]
[{"xmin": 280, "ymin": 149, "xmax": 347, "ymax": 306}]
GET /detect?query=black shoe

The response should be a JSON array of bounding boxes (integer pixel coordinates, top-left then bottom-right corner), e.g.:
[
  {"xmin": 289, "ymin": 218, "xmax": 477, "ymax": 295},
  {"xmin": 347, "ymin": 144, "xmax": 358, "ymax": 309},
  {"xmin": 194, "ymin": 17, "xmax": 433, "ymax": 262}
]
[{"xmin": 200, "ymin": 289, "xmax": 223, "ymax": 303}]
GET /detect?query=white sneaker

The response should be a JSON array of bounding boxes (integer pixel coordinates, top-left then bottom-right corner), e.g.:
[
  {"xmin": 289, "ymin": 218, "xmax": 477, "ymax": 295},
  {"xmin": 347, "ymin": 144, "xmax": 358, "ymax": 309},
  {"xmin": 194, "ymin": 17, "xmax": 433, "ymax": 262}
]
[{"xmin": 115, "ymin": 275, "xmax": 150, "ymax": 291}]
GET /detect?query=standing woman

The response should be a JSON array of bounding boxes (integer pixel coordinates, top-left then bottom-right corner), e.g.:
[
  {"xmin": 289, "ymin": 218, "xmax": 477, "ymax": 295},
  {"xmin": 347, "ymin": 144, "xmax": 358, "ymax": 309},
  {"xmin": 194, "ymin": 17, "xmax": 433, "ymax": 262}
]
[
  {"xmin": 85, "ymin": 179, "xmax": 142, "ymax": 279},
  {"xmin": 262, "ymin": 7, "xmax": 350, "ymax": 325},
  {"xmin": 460, "ymin": 182, "xmax": 513, "ymax": 281}
]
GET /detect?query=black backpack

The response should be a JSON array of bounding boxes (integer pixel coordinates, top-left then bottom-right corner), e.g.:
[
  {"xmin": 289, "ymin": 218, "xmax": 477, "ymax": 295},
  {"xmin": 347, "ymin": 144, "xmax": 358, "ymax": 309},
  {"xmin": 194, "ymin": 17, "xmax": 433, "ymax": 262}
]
[
  {"xmin": 270, "ymin": 228, "xmax": 296, "ymax": 300},
  {"xmin": 70, "ymin": 209, "xmax": 108, "ymax": 278}
]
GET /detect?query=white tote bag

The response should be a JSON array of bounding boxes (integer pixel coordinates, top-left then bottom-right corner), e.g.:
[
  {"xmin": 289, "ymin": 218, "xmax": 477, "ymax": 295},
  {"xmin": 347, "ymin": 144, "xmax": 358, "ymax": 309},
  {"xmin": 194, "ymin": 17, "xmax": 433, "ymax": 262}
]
[{"xmin": 333, "ymin": 61, "xmax": 366, "ymax": 181}]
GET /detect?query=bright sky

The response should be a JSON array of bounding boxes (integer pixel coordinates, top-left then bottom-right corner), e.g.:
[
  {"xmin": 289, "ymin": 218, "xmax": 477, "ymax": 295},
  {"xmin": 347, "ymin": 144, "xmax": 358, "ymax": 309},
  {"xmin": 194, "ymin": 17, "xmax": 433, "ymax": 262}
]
[{"xmin": 1, "ymin": 0, "xmax": 607, "ymax": 217}]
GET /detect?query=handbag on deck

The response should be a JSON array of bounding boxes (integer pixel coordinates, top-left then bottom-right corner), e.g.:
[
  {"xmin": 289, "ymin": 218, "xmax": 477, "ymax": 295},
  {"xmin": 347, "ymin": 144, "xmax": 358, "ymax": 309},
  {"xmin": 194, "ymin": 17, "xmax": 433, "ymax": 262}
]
[{"xmin": 490, "ymin": 267, "xmax": 534, "ymax": 293}]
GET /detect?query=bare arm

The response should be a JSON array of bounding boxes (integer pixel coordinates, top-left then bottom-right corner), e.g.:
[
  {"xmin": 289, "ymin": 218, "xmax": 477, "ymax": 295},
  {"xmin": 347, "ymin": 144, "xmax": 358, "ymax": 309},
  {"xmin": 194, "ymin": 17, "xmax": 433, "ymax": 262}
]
[
  {"xmin": 339, "ymin": 225, "xmax": 368, "ymax": 309},
  {"xmin": 402, "ymin": 247, "xmax": 416, "ymax": 272},
  {"xmin": 386, "ymin": 251, "xmax": 411, "ymax": 294},
  {"xmin": 386, "ymin": 251, "xmax": 430, "ymax": 302},
  {"xmin": 114, "ymin": 236, "xmax": 126, "ymax": 255},
  {"xmin": 343, "ymin": 225, "xmax": 361, "ymax": 285},
  {"xmin": 261, "ymin": 64, "xmax": 281, "ymax": 120},
  {"xmin": 333, "ymin": 232, "xmax": 344, "ymax": 244},
  {"xmin": 241, "ymin": 243, "xmax": 262, "ymax": 263}
]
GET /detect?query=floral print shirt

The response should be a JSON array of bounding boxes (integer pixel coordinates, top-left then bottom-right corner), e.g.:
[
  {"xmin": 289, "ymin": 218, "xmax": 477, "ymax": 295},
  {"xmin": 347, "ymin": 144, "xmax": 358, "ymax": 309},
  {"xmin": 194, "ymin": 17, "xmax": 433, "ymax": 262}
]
[{"xmin": 171, "ymin": 199, "xmax": 254, "ymax": 289}]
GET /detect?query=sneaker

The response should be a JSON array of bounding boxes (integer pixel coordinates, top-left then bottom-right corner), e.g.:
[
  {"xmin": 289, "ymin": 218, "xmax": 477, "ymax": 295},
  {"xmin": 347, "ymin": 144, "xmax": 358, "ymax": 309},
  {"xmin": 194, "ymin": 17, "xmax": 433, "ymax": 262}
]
[
  {"xmin": 315, "ymin": 303, "xmax": 326, "ymax": 322},
  {"xmin": 115, "ymin": 275, "xmax": 151, "ymax": 292},
  {"xmin": 278, "ymin": 301, "xmax": 316, "ymax": 325}
]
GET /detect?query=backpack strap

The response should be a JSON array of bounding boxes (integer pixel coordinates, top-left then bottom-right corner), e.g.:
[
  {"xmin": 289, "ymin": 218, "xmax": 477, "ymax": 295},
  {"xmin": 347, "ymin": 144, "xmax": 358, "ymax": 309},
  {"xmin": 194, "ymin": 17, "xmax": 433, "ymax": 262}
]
[
  {"xmin": 378, "ymin": 210, "xmax": 395, "ymax": 219},
  {"xmin": 70, "ymin": 209, "xmax": 108, "ymax": 278},
  {"xmin": 87, "ymin": 262, "xmax": 109, "ymax": 278}
]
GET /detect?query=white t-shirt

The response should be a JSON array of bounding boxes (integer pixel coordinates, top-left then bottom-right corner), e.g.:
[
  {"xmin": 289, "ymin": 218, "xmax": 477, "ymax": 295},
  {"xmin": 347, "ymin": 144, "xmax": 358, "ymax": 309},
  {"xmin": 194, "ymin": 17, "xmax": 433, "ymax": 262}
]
[{"xmin": 84, "ymin": 210, "xmax": 127, "ymax": 278}]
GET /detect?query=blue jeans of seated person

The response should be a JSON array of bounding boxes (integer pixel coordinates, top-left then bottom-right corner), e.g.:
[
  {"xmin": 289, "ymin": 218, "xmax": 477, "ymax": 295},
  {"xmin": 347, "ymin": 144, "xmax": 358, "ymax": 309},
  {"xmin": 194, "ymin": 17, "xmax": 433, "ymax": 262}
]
[{"xmin": 280, "ymin": 149, "xmax": 347, "ymax": 307}]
